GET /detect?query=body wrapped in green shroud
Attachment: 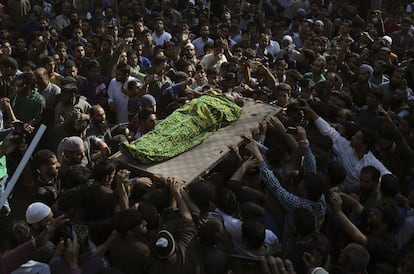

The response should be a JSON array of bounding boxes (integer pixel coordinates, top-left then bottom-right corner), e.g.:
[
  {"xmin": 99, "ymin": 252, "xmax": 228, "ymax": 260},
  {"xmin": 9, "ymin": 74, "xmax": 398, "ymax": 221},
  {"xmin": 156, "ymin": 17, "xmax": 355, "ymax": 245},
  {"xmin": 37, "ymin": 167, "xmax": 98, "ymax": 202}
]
[{"xmin": 121, "ymin": 95, "xmax": 242, "ymax": 163}]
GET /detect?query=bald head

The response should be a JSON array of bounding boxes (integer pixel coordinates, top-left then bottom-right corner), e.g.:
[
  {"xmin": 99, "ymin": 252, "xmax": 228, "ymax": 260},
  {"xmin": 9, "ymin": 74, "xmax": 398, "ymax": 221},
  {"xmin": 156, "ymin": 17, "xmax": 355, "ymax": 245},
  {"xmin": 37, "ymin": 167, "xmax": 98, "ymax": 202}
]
[
  {"xmin": 34, "ymin": 67, "xmax": 49, "ymax": 86},
  {"xmin": 90, "ymin": 105, "xmax": 106, "ymax": 125}
]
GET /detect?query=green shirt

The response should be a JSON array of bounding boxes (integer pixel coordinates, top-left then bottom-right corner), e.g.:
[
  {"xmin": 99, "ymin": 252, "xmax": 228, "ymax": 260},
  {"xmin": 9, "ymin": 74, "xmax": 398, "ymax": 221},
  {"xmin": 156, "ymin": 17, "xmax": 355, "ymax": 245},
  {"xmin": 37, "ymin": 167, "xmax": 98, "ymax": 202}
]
[
  {"xmin": 12, "ymin": 90, "xmax": 46, "ymax": 124},
  {"xmin": 0, "ymin": 110, "xmax": 7, "ymax": 178}
]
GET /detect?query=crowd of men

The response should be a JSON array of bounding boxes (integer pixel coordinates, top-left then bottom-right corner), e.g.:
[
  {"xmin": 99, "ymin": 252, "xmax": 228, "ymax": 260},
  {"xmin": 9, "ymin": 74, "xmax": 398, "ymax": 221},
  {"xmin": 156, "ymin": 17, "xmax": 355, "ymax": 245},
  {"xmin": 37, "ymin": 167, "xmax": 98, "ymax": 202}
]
[{"xmin": 0, "ymin": 0, "xmax": 414, "ymax": 273}]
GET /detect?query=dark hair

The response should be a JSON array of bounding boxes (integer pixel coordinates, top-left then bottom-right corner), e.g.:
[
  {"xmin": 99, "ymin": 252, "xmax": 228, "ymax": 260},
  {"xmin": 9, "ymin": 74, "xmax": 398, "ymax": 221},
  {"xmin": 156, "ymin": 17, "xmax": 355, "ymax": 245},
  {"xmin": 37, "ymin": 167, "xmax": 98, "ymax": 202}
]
[
  {"xmin": 326, "ymin": 54, "xmax": 338, "ymax": 63},
  {"xmin": 241, "ymin": 202, "xmax": 265, "ymax": 222},
  {"xmin": 61, "ymin": 76, "xmax": 77, "ymax": 87},
  {"xmin": 32, "ymin": 149, "xmax": 56, "ymax": 171},
  {"xmin": 299, "ymin": 78, "xmax": 315, "ymax": 90},
  {"xmin": 187, "ymin": 179, "xmax": 214, "ymax": 211},
  {"xmin": 64, "ymin": 60, "xmax": 77, "ymax": 68},
  {"xmin": 115, "ymin": 63, "xmax": 131, "ymax": 74},
  {"xmin": 360, "ymin": 128, "xmax": 376, "ymax": 151},
  {"xmin": 22, "ymin": 61, "xmax": 37, "ymax": 71},
  {"xmin": 0, "ymin": 56, "xmax": 19, "ymax": 70},
  {"xmin": 367, "ymin": 86, "xmax": 383, "ymax": 100},
  {"xmin": 5, "ymin": 221, "xmax": 31, "ymax": 248},
  {"xmin": 96, "ymin": 268, "xmax": 125, "ymax": 274},
  {"xmin": 199, "ymin": 219, "xmax": 223, "ymax": 246},
  {"xmin": 152, "ymin": 55, "xmax": 167, "ymax": 66},
  {"xmin": 216, "ymin": 186, "xmax": 239, "ymax": 215},
  {"xmin": 242, "ymin": 220, "xmax": 265, "ymax": 249},
  {"xmin": 203, "ymin": 42, "xmax": 214, "ymax": 53},
  {"xmin": 138, "ymin": 202, "xmax": 159, "ymax": 228},
  {"xmin": 361, "ymin": 166, "xmax": 381, "ymax": 183},
  {"xmin": 266, "ymin": 144, "xmax": 290, "ymax": 167},
  {"xmin": 302, "ymin": 49, "xmax": 316, "ymax": 64},
  {"xmin": 64, "ymin": 119, "xmax": 89, "ymax": 136},
  {"xmin": 92, "ymin": 159, "xmax": 116, "ymax": 181},
  {"xmin": 147, "ymin": 186, "xmax": 172, "ymax": 212},
  {"xmin": 378, "ymin": 201, "xmax": 400, "ymax": 232},
  {"xmin": 59, "ymin": 165, "xmax": 91, "ymax": 190},
  {"xmin": 304, "ymin": 172, "xmax": 327, "ymax": 201},
  {"xmin": 141, "ymin": 29, "xmax": 152, "ymax": 36},
  {"xmin": 56, "ymin": 41, "xmax": 67, "ymax": 50},
  {"xmin": 101, "ymin": 34, "xmax": 114, "ymax": 45},
  {"xmin": 380, "ymin": 174, "xmax": 399, "ymax": 197},
  {"xmin": 17, "ymin": 72, "xmax": 36, "ymax": 89},
  {"xmin": 312, "ymin": 135, "xmax": 333, "ymax": 152},
  {"xmin": 286, "ymin": 69, "xmax": 303, "ymax": 82},
  {"xmin": 326, "ymin": 162, "xmax": 347, "ymax": 186},
  {"xmin": 293, "ymin": 207, "xmax": 316, "ymax": 236},
  {"xmin": 71, "ymin": 42, "xmax": 85, "ymax": 52},
  {"xmin": 84, "ymin": 58, "xmax": 100, "ymax": 70},
  {"xmin": 206, "ymin": 67, "xmax": 218, "ymax": 76}
]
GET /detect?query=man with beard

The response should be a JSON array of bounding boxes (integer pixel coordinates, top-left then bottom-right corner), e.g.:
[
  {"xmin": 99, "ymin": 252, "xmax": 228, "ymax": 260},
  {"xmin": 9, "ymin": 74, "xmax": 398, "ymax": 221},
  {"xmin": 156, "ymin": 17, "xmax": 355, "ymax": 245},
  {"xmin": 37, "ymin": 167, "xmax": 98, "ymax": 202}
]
[
  {"xmin": 86, "ymin": 104, "xmax": 127, "ymax": 154},
  {"xmin": 87, "ymin": 105, "xmax": 111, "ymax": 139},
  {"xmin": 349, "ymin": 64, "xmax": 375, "ymax": 108},
  {"xmin": 192, "ymin": 23, "xmax": 214, "ymax": 58},
  {"xmin": 300, "ymin": 101, "xmax": 390, "ymax": 193},
  {"xmin": 35, "ymin": 67, "xmax": 61, "ymax": 149},
  {"xmin": 380, "ymin": 68, "xmax": 413, "ymax": 109},
  {"xmin": 152, "ymin": 17, "xmax": 172, "ymax": 46},
  {"xmin": 54, "ymin": 82, "xmax": 91, "ymax": 134},
  {"xmin": 388, "ymin": 88, "xmax": 411, "ymax": 118},
  {"xmin": 108, "ymin": 63, "xmax": 138, "ymax": 124},
  {"xmin": 32, "ymin": 150, "xmax": 61, "ymax": 207}
]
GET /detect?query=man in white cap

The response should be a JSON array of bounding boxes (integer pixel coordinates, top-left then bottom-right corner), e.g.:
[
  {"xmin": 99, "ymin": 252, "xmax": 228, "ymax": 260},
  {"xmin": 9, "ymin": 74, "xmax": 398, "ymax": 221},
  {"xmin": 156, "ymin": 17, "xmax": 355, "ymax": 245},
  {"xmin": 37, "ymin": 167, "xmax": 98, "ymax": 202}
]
[
  {"xmin": 350, "ymin": 64, "xmax": 375, "ymax": 107},
  {"xmin": 26, "ymin": 202, "xmax": 53, "ymax": 230},
  {"xmin": 181, "ymin": 42, "xmax": 197, "ymax": 65},
  {"xmin": 276, "ymin": 35, "xmax": 301, "ymax": 62},
  {"xmin": 25, "ymin": 202, "xmax": 70, "ymax": 263}
]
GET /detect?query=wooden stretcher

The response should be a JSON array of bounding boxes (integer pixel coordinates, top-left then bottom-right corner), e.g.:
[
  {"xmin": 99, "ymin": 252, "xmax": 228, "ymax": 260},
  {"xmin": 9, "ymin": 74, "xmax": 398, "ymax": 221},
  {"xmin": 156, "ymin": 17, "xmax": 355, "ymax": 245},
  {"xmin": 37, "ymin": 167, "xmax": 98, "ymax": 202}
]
[{"xmin": 110, "ymin": 98, "xmax": 280, "ymax": 185}]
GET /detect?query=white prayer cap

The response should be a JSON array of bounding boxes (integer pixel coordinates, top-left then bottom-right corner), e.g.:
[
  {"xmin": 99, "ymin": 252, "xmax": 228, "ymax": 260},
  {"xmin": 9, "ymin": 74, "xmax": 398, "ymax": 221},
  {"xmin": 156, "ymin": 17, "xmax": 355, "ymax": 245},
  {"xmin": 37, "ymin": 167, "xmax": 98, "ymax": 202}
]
[
  {"xmin": 382, "ymin": 35, "xmax": 392, "ymax": 45},
  {"xmin": 26, "ymin": 202, "xmax": 51, "ymax": 224}
]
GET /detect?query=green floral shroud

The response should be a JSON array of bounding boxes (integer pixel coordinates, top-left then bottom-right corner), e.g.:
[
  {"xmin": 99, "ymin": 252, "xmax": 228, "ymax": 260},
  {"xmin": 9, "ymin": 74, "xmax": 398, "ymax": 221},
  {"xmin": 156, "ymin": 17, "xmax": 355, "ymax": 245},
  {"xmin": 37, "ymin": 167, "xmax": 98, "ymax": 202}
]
[{"xmin": 121, "ymin": 95, "xmax": 242, "ymax": 163}]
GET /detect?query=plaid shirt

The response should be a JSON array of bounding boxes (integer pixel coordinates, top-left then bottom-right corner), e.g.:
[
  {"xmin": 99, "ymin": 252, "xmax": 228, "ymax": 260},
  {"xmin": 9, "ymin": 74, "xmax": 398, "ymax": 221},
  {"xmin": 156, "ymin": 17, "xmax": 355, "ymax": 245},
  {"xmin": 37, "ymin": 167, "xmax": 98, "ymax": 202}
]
[{"xmin": 259, "ymin": 159, "xmax": 327, "ymax": 220}]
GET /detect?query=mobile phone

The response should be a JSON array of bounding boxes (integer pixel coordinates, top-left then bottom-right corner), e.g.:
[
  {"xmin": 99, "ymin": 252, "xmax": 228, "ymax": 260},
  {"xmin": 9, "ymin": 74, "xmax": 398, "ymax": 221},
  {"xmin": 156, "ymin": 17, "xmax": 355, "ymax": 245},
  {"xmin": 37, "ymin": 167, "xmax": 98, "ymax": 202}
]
[
  {"xmin": 287, "ymin": 127, "xmax": 297, "ymax": 134},
  {"xmin": 64, "ymin": 223, "xmax": 74, "ymax": 239}
]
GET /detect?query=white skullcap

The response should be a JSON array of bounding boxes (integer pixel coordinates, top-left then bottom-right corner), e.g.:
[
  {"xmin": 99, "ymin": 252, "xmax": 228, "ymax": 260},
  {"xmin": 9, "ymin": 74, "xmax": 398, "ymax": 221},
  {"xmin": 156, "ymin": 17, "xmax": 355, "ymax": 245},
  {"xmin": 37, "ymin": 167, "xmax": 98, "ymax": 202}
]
[
  {"xmin": 62, "ymin": 136, "xmax": 85, "ymax": 152},
  {"xmin": 382, "ymin": 35, "xmax": 392, "ymax": 45},
  {"xmin": 184, "ymin": 42, "xmax": 195, "ymax": 49},
  {"xmin": 26, "ymin": 202, "xmax": 51, "ymax": 224},
  {"xmin": 314, "ymin": 20, "xmax": 324, "ymax": 27},
  {"xmin": 311, "ymin": 267, "xmax": 329, "ymax": 274},
  {"xmin": 283, "ymin": 35, "xmax": 293, "ymax": 43},
  {"xmin": 359, "ymin": 64, "xmax": 374, "ymax": 74}
]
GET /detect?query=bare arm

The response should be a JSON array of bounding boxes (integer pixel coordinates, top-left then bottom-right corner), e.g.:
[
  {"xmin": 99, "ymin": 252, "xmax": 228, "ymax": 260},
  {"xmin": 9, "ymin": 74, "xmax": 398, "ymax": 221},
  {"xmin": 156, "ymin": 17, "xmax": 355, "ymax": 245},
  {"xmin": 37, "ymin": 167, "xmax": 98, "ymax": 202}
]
[{"xmin": 169, "ymin": 178, "xmax": 192, "ymax": 220}]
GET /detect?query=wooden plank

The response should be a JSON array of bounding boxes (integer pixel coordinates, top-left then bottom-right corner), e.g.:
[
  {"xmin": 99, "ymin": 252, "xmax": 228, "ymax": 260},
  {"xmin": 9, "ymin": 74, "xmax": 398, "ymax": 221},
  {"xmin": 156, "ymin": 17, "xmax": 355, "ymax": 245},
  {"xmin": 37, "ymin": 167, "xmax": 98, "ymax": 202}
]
[{"xmin": 110, "ymin": 98, "xmax": 280, "ymax": 185}]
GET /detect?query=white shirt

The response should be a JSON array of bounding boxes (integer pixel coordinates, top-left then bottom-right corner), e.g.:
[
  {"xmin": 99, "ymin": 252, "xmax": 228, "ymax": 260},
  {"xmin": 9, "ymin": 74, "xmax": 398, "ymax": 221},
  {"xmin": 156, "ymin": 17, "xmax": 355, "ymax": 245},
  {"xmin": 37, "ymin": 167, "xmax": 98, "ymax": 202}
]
[
  {"xmin": 256, "ymin": 40, "xmax": 281, "ymax": 57},
  {"xmin": 11, "ymin": 260, "xmax": 50, "ymax": 274},
  {"xmin": 152, "ymin": 31, "xmax": 172, "ymax": 46},
  {"xmin": 315, "ymin": 117, "xmax": 390, "ymax": 191},
  {"xmin": 200, "ymin": 53, "xmax": 227, "ymax": 73},
  {"xmin": 108, "ymin": 76, "xmax": 137, "ymax": 123},
  {"xmin": 192, "ymin": 37, "xmax": 214, "ymax": 57},
  {"xmin": 215, "ymin": 208, "xmax": 278, "ymax": 255}
]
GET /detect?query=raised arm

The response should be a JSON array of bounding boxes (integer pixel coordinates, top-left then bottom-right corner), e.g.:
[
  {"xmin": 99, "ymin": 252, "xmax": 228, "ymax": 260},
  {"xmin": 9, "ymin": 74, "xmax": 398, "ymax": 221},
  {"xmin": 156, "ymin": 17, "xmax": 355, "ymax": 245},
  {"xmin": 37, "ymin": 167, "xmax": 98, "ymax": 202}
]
[
  {"xmin": 330, "ymin": 192, "xmax": 367, "ymax": 246},
  {"xmin": 246, "ymin": 141, "xmax": 304, "ymax": 212}
]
